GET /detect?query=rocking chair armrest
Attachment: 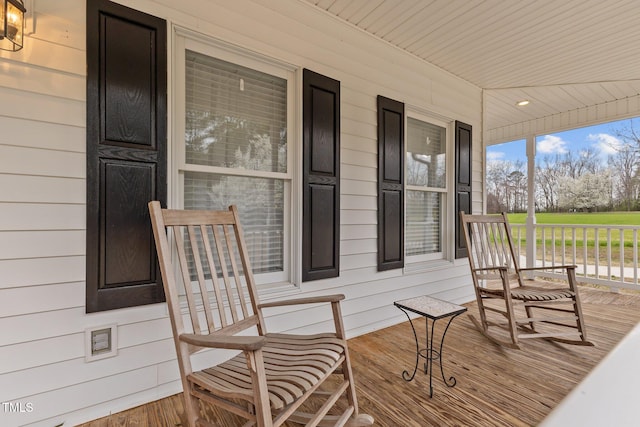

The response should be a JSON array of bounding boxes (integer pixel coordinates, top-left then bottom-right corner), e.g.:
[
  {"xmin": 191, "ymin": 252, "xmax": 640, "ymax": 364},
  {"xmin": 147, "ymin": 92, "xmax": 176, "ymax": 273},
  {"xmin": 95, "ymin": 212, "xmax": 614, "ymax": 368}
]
[
  {"xmin": 258, "ymin": 294, "xmax": 345, "ymax": 309},
  {"xmin": 179, "ymin": 333, "xmax": 266, "ymax": 351},
  {"xmin": 519, "ymin": 264, "xmax": 577, "ymax": 272}
]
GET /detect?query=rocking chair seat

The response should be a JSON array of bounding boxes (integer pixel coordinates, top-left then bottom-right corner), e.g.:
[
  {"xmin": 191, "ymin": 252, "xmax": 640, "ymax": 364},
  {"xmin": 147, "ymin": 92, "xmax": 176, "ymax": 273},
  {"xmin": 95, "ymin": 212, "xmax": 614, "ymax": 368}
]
[
  {"xmin": 483, "ymin": 285, "xmax": 575, "ymax": 302},
  {"xmin": 190, "ymin": 332, "xmax": 346, "ymax": 410},
  {"xmin": 510, "ymin": 286, "xmax": 575, "ymax": 302}
]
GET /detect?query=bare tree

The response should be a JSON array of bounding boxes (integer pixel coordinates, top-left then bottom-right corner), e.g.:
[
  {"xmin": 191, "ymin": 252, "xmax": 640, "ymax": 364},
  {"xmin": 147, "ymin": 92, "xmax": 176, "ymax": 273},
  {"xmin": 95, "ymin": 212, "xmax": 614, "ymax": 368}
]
[
  {"xmin": 491, "ymin": 119, "xmax": 640, "ymax": 214},
  {"xmin": 536, "ymin": 155, "xmax": 562, "ymax": 212},
  {"xmin": 608, "ymin": 145, "xmax": 639, "ymax": 211},
  {"xmin": 614, "ymin": 120, "xmax": 640, "ymax": 153},
  {"xmin": 506, "ymin": 164, "xmax": 526, "ymax": 212},
  {"xmin": 609, "ymin": 121, "xmax": 640, "ymax": 210},
  {"xmin": 486, "ymin": 158, "xmax": 527, "ymax": 213},
  {"xmin": 486, "ymin": 159, "xmax": 510, "ymax": 213}
]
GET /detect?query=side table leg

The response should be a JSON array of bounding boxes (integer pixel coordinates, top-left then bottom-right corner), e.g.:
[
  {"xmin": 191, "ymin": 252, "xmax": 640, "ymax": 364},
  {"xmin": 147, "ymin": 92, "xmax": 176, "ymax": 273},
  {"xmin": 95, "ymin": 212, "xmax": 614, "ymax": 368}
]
[
  {"xmin": 438, "ymin": 313, "xmax": 462, "ymax": 388},
  {"xmin": 426, "ymin": 317, "xmax": 436, "ymax": 397},
  {"xmin": 398, "ymin": 307, "xmax": 420, "ymax": 382}
]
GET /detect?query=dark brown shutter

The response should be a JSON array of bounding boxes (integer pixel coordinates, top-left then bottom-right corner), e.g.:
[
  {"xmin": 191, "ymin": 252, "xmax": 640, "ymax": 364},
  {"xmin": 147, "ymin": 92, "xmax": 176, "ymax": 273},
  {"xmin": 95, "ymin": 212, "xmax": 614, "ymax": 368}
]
[
  {"xmin": 86, "ymin": 0, "xmax": 167, "ymax": 312},
  {"xmin": 455, "ymin": 121, "xmax": 472, "ymax": 259},
  {"xmin": 302, "ymin": 69, "xmax": 340, "ymax": 281},
  {"xmin": 377, "ymin": 96, "xmax": 405, "ymax": 271}
]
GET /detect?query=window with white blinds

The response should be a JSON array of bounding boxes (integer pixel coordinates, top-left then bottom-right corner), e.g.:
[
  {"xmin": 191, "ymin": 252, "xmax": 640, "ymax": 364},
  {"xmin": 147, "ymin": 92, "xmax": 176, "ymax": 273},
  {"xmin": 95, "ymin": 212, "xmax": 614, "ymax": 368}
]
[
  {"xmin": 179, "ymin": 44, "xmax": 293, "ymax": 284},
  {"xmin": 406, "ymin": 116, "xmax": 447, "ymax": 260},
  {"xmin": 185, "ymin": 51, "xmax": 287, "ymax": 173}
]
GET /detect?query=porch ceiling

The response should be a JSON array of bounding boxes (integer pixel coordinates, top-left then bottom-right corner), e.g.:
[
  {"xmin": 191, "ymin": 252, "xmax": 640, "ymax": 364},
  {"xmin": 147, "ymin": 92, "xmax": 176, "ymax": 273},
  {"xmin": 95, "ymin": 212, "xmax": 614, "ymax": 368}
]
[{"xmin": 303, "ymin": 0, "xmax": 640, "ymax": 137}]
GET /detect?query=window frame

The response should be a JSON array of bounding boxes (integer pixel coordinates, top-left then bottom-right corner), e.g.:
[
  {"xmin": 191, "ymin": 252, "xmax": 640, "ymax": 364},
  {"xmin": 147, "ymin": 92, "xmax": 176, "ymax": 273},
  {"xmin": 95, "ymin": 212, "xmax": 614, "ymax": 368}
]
[
  {"xmin": 172, "ymin": 27, "xmax": 299, "ymax": 287},
  {"xmin": 404, "ymin": 110, "xmax": 453, "ymax": 266}
]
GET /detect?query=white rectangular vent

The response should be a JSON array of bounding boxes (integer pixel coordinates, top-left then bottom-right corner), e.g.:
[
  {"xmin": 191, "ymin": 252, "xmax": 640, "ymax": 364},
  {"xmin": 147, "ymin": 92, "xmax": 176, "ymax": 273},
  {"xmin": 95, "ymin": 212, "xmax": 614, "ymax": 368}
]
[{"xmin": 85, "ymin": 324, "xmax": 118, "ymax": 362}]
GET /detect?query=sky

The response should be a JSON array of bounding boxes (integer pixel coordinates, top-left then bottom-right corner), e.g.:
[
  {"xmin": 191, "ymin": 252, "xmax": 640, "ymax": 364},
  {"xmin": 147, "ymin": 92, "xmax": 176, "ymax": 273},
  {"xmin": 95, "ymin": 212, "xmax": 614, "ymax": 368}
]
[{"xmin": 486, "ymin": 117, "xmax": 640, "ymax": 164}]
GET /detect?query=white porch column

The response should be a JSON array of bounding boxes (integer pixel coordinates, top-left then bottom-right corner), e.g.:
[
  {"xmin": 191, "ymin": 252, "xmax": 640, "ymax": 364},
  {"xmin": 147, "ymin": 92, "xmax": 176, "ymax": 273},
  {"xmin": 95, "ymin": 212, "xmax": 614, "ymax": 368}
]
[{"xmin": 526, "ymin": 135, "xmax": 536, "ymax": 269}]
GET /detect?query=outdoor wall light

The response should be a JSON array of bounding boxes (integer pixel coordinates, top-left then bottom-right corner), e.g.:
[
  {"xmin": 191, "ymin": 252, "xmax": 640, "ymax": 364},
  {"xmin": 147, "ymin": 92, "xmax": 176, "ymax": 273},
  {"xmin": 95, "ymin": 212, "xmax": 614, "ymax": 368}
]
[
  {"xmin": 0, "ymin": 0, "xmax": 26, "ymax": 52},
  {"xmin": 516, "ymin": 100, "xmax": 530, "ymax": 107}
]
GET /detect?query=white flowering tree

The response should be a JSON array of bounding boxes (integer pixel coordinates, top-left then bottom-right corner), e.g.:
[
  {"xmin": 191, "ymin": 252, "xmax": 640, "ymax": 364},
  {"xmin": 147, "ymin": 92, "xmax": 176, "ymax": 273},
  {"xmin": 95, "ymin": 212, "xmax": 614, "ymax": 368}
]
[{"xmin": 557, "ymin": 172, "xmax": 612, "ymax": 212}]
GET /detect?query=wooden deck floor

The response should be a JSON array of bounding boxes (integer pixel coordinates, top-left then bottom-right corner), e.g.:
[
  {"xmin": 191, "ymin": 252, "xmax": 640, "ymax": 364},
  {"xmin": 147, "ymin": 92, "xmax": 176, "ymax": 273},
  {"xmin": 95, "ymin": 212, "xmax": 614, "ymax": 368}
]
[{"xmin": 79, "ymin": 287, "xmax": 640, "ymax": 426}]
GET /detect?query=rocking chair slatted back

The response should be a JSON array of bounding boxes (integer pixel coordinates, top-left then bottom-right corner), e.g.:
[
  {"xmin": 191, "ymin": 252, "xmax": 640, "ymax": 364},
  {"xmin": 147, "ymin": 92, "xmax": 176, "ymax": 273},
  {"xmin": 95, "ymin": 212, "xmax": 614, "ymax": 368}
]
[
  {"xmin": 464, "ymin": 213, "xmax": 522, "ymax": 287},
  {"xmin": 154, "ymin": 205, "xmax": 262, "ymax": 339}
]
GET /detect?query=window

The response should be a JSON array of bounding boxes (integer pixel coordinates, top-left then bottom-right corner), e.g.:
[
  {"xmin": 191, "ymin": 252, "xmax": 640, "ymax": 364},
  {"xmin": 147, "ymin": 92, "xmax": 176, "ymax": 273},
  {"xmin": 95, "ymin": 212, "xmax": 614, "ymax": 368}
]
[
  {"xmin": 378, "ymin": 97, "xmax": 470, "ymax": 269},
  {"xmin": 175, "ymin": 34, "xmax": 296, "ymax": 285},
  {"xmin": 405, "ymin": 115, "xmax": 449, "ymax": 263}
]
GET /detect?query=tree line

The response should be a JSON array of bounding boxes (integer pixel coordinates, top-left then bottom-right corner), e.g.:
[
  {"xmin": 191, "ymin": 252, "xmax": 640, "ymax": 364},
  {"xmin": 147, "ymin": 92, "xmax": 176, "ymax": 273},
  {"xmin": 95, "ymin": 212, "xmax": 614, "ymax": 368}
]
[{"xmin": 487, "ymin": 121, "xmax": 640, "ymax": 213}]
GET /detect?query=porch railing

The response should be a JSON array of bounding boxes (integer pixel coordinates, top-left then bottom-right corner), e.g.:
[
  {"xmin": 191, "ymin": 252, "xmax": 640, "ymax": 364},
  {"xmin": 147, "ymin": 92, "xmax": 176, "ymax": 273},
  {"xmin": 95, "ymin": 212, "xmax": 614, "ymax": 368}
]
[{"xmin": 510, "ymin": 224, "xmax": 640, "ymax": 292}]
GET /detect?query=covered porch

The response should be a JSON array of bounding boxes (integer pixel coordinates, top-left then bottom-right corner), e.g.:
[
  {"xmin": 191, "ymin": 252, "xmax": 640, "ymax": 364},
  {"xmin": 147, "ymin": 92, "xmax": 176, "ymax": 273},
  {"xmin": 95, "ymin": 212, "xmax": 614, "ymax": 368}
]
[
  {"xmin": 2, "ymin": 1, "xmax": 640, "ymax": 426},
  {"xmin": 79, "ymin": 286, "xmax": 640, "ymax": 426}
]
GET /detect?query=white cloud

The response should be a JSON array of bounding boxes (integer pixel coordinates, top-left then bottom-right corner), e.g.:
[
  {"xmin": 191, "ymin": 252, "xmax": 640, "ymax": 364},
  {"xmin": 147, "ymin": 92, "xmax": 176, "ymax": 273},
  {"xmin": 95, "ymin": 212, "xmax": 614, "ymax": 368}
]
[
  {"xmin": 588, "ymin": 133, "xmax": 622, "ymax": 155},
  {"xmin": 486, "ymin": 151, "xmax": 505, "ymax": 161},
  {"xmin": 537, "ymin": 135, "xmax": 568, "ymax": 154}
]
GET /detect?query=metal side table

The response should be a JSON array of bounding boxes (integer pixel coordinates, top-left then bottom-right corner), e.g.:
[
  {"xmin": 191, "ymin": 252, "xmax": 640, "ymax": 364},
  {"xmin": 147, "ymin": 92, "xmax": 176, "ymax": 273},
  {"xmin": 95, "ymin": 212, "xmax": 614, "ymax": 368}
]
[{"xmin": 394, "ymin": 295, "xmax": 467, "ymax": 397}]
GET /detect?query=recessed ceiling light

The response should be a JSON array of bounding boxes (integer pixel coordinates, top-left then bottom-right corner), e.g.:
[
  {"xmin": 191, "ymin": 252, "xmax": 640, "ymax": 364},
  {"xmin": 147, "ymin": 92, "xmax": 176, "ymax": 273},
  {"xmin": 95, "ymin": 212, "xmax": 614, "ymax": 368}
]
[{"xmin": 516, "ymin": 100, "xmax": 530, "ymax": 106}]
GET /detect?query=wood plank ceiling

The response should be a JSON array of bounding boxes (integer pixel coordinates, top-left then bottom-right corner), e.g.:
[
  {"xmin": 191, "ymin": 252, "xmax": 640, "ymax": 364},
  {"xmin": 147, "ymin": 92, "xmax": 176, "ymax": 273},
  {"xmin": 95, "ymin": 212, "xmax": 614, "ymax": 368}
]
[{"xmin": 303, "ymin": 0, "xmax": 640, "ymax": 139}]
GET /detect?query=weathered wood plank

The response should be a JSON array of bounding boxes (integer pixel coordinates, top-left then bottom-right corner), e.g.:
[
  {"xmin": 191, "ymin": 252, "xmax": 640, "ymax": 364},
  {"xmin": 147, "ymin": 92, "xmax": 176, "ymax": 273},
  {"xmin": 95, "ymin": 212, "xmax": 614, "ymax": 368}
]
[{"xmin": 77, "ymin": 287, "xmax": 640, "ymax": 426}]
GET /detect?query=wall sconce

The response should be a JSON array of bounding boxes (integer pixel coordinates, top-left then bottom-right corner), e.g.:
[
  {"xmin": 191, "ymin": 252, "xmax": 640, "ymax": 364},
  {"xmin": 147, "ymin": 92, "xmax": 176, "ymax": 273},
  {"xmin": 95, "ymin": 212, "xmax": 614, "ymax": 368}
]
[{"xmin": 0, "ymin": 0, "xmax": 26, "ymax": 52}]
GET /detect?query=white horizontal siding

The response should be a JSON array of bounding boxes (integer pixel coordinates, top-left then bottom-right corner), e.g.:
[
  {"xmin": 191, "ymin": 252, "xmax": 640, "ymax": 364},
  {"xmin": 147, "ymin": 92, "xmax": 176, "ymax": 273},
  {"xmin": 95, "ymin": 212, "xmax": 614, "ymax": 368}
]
[
  {"xmin": 0, "ymin": 87, "xmax": 85, "ymax": 127},
  {"xmin": 341, "ymin": 238, "xmax": 376, "ymax": 256},
  {"xmin": 0, "ymin": 203, "xmax": 84, "ymax": 231},
  {"xmin": 342, "ymin": 134, "xmax": 376, "ymax": 154},
  {"xmin": 0, "ymin": 333, "xmax": 84, "ymax": 375},
  {"xmin": 2, "ymin": 304, "xmax": 168, "ymax": 347},
  {"xmin": 0, "ymin": 117, "xmax": 85, "ymax": 152},
  {"xmin": 2, "ymin": 367, "xmax": 159, "ymax": 427},
  {"xmin": 342, "ymin": 253, "xmax": 377, "ymax": 271},
  {"xmin": 0, "ymin": 145, "xmax": 85, "ymax": 178},
  {"xmin": 0, "ymin": 66, "xmax": 84, "ymax": 102},
  {"xmin": 341, "ymin": 209, "xmax": 376, "ymax": 225},
  {"xmin": 341, "ymin": 149, "xmax": 377, "ymax": 171},
  {"xmin": 0, "ymin": 339, "xmax": 176, "ymax": 403},
  {"xmin": 0, "ymin": 175, "xmax": 84, "ymax": 204},
  {"xmin": 0, "ymin": 256, "xmax": 84, "ymax": 288},
  {"xmin": 0, "ymin": 282, "xmax": 84, "ymax": 318},
  {"xmin": 341, "ymin": 176, "xmax": 376, "ymax": 196},
  {"xmin": 0, "ymin": 31, "xmax": 85, "ymax": 75},
  {"xmin": 0, "ymin": 0, "xmax": 481, "ymax": 425},
  {"xmin": 0, "ymin": 317, "xmax": 172, "ymax": 376},
  {"xmin": 340, "ymin": 195, "xmax": 376, "ymax": 211},
  {"xmin": 341, "ymin": 224, "xmax": 376, "ymax": 240},
  {"xmin": 341, "ymin": 164, "xmax": 377, "ymax": 182},
  {"xmin": 0, "ymin": 230, "xmax": 84, "ymax": 259}
]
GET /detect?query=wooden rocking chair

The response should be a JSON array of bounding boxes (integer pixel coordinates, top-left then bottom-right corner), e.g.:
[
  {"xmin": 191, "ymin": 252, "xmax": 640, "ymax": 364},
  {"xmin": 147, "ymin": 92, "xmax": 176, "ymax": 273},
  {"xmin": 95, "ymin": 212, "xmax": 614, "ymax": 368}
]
[
  {"xmin": 460, "ymin": 212, "xmax": 594, "ymax": 349},
  {"xmin": 148, "ymin": 201, "xmax": 373, "ymax": 427}
]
